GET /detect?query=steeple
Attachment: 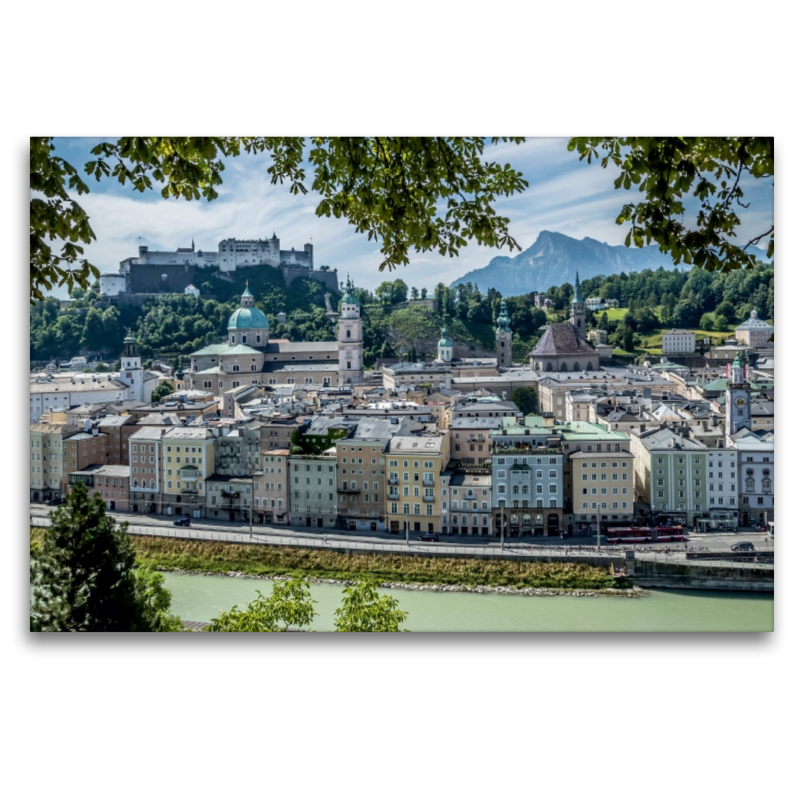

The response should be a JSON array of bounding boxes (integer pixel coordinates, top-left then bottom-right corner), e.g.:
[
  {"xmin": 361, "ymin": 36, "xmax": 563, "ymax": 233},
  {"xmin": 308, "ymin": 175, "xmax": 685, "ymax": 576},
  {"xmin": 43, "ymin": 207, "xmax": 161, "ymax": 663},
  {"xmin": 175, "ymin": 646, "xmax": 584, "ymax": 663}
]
[
  {"xmin": 569, "ymin": 271, "xmax": 586, "ymax": 340},
  {"xmin": 240, "ymin": 281, "xmax": 255, "ymax": 307},
  {"xmin": 496, "ymin": 300, "xmax": 511, "ymax": 333},
  {"xmin": 495, "ymin": 300, "xmax": 513, "ymax": 367},
  {"xmin": 191, "ymin": 238, "xmax": 195, "ymax": 252}
]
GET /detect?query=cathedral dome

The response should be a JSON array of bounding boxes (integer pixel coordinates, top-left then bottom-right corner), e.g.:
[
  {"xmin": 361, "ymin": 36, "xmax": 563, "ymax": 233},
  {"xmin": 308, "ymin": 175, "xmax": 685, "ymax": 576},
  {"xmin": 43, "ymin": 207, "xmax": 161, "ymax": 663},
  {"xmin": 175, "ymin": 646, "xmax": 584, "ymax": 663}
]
[
  {"xmin": 227, "ymin": 306, "xmax": 269, "ymax": 330},
  {"xmin": 438, "ymin": 326, "xmax": 453, "ymax": 348}
]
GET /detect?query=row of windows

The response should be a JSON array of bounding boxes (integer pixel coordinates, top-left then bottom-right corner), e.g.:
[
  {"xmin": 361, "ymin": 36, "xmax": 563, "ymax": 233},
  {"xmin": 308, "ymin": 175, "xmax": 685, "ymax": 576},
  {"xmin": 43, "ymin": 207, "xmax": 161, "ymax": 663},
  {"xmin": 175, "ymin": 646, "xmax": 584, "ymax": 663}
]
[
  {"xmin": 581, "ymin": 473, "xmax": 628, "ymax": 482},
  {"xmin": 581, "ymin": 502, "xmax": 629, "ymax": 510},
  {"xmin": 389, "ymin": 503, "xmax": 435, "ymax": 516},
  {"xmin": 496, "ymin": 485, "xmax": 558, "ymax": 495},
  {"xmin": 497, "ymin": 470, "xmax": 558, "ymax": 479},
  {"xmin": 388, "ymin": 460, "xmax": 435, "ymax": 469},
  {"xmin": 581, "ymin": 487, "xmax": 628, "ymax": 495},
  {"xmin": 496, "ymin": 457, "xmax": 559, "ymax": 465}
]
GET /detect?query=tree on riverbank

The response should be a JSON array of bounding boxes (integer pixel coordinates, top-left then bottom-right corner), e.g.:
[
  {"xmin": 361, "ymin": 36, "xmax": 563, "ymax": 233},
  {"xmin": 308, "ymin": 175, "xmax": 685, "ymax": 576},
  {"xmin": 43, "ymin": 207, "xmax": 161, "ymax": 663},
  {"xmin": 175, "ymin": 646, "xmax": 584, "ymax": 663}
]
[
  {"xmin": 30, "ymin": 484, "xmax": 182, "ymax": 632},
  {"xmin": 205, "ymin": 579, "xmax": 317, "ymax": 632},
  {"xmin": 333, "ymin": 582, "xmax": 408, "ymax": 632},
  {"xmin": 204, "ymin": 578, "xmax": 408, "ymax": 632}
]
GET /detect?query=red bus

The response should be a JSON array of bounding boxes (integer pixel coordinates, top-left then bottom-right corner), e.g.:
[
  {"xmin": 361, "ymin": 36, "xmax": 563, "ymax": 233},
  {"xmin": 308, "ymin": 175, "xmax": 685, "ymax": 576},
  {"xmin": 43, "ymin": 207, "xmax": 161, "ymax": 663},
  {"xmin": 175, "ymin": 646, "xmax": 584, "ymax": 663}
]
[
  {"xmin": 655, "ymin": 525, "xmax": 685, "ymax": 542},
  {"xmin": 605, "ymin": 526, "xmax": 685, "ymax": 544},
  {"xmin": 606, "ymin": 527, "xmax": 653, "ymax": 544}
]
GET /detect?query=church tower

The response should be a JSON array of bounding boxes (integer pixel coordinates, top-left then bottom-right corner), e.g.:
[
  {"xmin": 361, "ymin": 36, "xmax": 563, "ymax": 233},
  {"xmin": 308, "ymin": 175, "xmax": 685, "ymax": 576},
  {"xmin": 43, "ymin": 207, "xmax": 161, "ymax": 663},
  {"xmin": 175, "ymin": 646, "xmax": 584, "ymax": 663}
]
[
  {"xmin": 337, "ymin": 275, "xmax": 364, "ymax": 385},
  {"xmin": 569, "ymin": 270, "xmax": 586, "ymax": 340},
  {"xmin": 495, "ymin": 300, "xmax": 512, "ymax": 368},
  {"xmin": 437, "ymin": 325, "xmax": 453, "ymax": 363},
  {"xmin": 725, "ymin": 348, "xmax": 751, "ymax": 438},
  {"xmin": 120, "ymin": 330, "xmax": 144, "ymax": 402}
]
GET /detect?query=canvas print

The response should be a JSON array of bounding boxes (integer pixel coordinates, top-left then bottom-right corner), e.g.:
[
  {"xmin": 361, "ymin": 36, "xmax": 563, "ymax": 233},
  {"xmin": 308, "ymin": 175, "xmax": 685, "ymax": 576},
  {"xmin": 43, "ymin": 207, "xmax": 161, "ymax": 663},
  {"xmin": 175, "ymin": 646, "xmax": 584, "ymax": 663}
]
[{"xmin": 29, "ymin": 137, "xmax": 774, "ymax": 632}]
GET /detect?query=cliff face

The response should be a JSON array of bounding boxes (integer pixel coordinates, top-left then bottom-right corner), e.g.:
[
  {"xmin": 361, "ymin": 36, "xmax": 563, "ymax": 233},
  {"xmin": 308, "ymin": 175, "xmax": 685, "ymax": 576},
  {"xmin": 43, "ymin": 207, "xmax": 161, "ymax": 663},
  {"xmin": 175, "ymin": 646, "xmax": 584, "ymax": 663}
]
[{"xmin": 451, "ymin": 230, "xmax": 679, "ymax": 294}]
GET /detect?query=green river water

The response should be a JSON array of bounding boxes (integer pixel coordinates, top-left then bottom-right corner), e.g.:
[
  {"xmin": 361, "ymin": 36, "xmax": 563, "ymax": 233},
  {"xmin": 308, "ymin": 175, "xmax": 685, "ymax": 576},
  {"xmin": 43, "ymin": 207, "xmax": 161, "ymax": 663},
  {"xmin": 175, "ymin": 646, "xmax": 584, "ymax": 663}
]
[{"xmin": 162, "ymin": 573, "xmax": 774, "ymax": 632}]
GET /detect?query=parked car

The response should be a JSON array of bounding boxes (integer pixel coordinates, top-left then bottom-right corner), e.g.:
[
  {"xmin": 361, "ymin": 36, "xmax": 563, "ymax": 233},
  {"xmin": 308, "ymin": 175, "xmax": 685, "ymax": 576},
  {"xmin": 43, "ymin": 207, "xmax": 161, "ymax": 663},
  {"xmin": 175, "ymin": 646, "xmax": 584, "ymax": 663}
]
[
  {"xmin": 731, "ymin": 541, "xmax": 755, "ymax": 552},
  {"xmin": 173, "ymin": 517, "xmax": 191, "ymax": 527},
  {"xmin": 45, "ymin": 497, "xmax": 64, "ymax": 506},
  {"xmin": 417, "ymin": 533, "xmax": 439, "ymax": 542}
]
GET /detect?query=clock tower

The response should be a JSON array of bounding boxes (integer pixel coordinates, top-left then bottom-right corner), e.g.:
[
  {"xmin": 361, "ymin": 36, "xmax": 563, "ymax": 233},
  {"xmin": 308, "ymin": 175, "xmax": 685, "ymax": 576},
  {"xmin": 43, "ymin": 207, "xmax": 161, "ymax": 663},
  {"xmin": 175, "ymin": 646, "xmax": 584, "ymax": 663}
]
[{"xmin": 725, "ymin": 348, "xmax": 751, "ymax": 439}]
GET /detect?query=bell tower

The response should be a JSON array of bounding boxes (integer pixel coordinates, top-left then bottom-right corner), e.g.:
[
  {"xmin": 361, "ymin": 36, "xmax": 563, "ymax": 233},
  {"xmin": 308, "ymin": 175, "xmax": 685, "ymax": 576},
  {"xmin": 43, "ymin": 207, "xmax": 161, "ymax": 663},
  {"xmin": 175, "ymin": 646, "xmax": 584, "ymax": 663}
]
[
  {"xmin": 120, "ymin": 330, "xmax": 144, "ymax": 402},
  {"xmin": 569, "ymin": 270, "xmax": 586, "ymax": 340},
  {"xmin": 337, "ymin": 275, "xmax": 364, "ymax": 385},
  {"xmin": 725, "ymin": 348, "xmax": 751, "ymax": 439},
  {"xmin": 495, "ymin": 300, "xmax": 512, "ymax": 367}
]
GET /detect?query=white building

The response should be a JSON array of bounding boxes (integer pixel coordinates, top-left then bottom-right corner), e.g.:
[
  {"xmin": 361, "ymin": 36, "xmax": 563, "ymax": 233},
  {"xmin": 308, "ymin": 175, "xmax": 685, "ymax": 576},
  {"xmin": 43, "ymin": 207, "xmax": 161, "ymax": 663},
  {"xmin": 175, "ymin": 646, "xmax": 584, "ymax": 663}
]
[
  {"xmin": 99, "ymin": 274, "xmax": 126, "ymax": 296},
  {"xmin": 184, "ymin": 284, "xmax": 200, "ymax": 297},
  {"xmin": 662, "ymin": 329, "xmax": 696, "ymax": 354},
  {"xmin": 735, "ymin": 309, "xmax": 773, "ymax": 347}
]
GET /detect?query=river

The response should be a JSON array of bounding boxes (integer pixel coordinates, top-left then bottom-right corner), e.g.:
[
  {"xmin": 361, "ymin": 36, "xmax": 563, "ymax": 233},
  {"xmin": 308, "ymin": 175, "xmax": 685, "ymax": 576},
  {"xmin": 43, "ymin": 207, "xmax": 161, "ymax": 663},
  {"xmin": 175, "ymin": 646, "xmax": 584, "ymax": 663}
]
[{"xmin": 162, "ymin": 573, "xmax": 774, "ymax": 632}]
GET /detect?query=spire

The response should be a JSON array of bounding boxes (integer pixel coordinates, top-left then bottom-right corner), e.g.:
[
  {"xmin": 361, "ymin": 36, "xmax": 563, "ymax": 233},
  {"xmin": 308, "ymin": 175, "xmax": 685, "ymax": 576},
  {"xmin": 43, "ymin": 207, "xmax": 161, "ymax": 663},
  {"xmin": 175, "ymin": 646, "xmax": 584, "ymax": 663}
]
[
  {"xmin": 191, "ymin": 238, "xmax": 195, "ymax": 251},
  {"xmin": 574, "ymin": 270, "xmax": 583, "ymax": 304},
  {"xmin": 496, "ymin": 299, "xmax": 512, "ymax": 333}
]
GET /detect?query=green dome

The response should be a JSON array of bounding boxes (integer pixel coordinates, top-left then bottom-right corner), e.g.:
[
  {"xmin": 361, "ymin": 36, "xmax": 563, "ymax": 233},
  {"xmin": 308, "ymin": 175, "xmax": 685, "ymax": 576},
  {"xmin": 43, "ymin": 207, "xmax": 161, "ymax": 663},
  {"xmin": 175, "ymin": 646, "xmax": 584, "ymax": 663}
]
[
  {"xmin": 496, "ymin": 300, "xmax": 511, "ymax": 333},
  {"xmin": 438, "ymin": 326, "xmax": 453, "ymax": 348},
  {"xmin": 123, "ymin": 329, "xmax": 137, "ymax": 344},
  {"xmin": 228, "ymin": 307, "xmax": 269, "ymax": 330},
  {"xmin": 341, "ymin": 275, "xmax": 359, "ymax": 307}
]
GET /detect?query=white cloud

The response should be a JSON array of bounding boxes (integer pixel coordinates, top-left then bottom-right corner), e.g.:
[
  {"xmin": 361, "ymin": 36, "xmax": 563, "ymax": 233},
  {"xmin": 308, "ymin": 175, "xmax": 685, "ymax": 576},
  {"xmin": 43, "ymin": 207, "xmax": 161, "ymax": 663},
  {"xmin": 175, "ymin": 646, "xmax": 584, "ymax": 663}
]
[{"xmin": 49, "ymin": 136, "xmax": 773, "ymax": 298}]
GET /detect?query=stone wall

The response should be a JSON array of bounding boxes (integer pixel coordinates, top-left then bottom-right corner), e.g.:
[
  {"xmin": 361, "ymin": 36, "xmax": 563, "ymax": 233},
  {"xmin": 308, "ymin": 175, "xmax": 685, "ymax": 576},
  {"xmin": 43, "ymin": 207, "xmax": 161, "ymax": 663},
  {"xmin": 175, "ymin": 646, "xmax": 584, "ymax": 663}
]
[{"xmin": 627, "ymin": 555, "xmax": 774, "ymax": 592}]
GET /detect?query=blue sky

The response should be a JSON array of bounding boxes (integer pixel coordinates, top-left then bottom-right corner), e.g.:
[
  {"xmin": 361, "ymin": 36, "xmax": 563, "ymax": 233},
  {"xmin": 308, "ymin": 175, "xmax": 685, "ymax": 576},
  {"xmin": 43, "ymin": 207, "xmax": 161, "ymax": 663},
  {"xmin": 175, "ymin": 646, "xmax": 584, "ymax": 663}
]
[{"xmin": 49, "ymin": 137, "xmax": 774, "ymax": 298}]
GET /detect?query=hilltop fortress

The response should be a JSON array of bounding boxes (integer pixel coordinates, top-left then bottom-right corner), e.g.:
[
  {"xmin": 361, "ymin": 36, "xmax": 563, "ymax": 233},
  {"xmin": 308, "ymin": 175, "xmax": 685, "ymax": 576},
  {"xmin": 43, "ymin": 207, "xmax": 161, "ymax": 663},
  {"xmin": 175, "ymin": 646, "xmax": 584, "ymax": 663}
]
[{"xmin": 99, "ymin": 233, "xmax": 339, "ymax": 299}]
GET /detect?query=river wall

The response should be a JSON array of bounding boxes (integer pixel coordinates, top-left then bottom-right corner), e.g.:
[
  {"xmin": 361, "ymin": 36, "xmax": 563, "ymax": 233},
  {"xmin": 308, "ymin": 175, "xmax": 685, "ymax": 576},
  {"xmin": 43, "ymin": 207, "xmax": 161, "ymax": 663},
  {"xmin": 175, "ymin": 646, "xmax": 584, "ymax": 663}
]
[{"xmin": 628, "ymin": 556, "xmax": 774, "ymax": 592}]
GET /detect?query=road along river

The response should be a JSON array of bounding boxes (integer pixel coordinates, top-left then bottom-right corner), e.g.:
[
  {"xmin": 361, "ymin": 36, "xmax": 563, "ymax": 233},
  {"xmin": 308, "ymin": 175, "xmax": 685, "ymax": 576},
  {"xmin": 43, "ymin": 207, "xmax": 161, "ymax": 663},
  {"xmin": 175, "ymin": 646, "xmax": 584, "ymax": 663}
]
[{"xmin": 162, "ymin": 573, "xmax": 774, "ymax": 632}]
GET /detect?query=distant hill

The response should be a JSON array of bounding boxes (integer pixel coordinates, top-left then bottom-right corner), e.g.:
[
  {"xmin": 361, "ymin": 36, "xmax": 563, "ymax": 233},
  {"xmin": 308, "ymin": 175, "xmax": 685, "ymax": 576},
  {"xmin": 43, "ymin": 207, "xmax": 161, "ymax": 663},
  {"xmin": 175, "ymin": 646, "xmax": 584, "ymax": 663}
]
[{"xmin": 450, "ymin": 230, "xmax": 771, "ymax": 296}]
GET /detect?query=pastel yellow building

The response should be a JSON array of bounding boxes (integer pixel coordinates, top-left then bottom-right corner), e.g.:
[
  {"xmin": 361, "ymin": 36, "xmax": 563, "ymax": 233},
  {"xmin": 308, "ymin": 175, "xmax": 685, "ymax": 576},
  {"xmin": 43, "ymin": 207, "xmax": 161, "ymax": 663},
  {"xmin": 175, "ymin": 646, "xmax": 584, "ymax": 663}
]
[
  {"xmin": 385, "ymin": 432, "xmax": 450, "ymax": 536},
  {"xmin": 569, "ymin": 450, "xmax": 635, "ymax": 528},
  {"xmin": 160, "ymin": 427, "xmax": 216, "ymax": 517}
]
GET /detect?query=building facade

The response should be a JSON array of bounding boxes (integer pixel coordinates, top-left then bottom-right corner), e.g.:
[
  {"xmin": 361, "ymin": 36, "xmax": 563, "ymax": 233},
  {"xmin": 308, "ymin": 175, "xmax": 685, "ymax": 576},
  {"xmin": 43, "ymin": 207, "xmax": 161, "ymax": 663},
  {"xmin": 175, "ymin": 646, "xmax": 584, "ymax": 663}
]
[
  {"xmin": 288, "ymin": 453, "xmax": 338, "ymax": 528},
  {"xmin": 662, "ymin": 329, "xmax": 696, "ymax": 354},
  {"xmin": 160, "ymin": 427, "xmax": 216, "ymax": 518},
  {"xmin": 491, "ymin": 446, "xmax": 565, "ymax": 536},
  {"xmin": 254, "ymin": 450, "xmax": 290, "ymax": 524},
  {"xmin": 385, "ymin": 433, "xmax": 449, "ymax": 536}
]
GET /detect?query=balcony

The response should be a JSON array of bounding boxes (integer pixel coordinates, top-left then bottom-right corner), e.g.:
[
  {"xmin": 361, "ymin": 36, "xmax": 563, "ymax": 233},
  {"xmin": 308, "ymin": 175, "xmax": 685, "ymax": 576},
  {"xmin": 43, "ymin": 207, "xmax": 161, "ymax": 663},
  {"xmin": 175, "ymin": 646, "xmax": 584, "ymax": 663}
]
[
  {"xmin": 388, "ymin": 477, "xmax": 399, "ymax": 486},
  {"xmin": 423, "ymin": 479, "xmax": 435, "ymax": 487},
  {"xmin": 338, "ymin": 487, "xmax": 361, "ymax": 494},
  {"xmin": 388, "ymin": 492, "xmax": 399, "ymax": 501}
]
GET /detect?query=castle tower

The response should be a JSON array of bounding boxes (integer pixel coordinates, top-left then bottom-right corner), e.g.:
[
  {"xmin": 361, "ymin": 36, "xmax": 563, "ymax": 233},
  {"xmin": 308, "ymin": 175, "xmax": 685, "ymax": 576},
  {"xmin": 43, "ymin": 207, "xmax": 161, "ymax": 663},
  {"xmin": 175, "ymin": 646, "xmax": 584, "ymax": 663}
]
[
  {"xmin": 337, "ymin": 275, "xmax": 364, "ymax": 385},
  {"xmin": 725, "ymin": 348, "xmax": 751, "ymax": 438},
  {"xmin": 120, "ymin": 330, "xmax": 144, "ymax": 402},
  {"xmin": 569, "ymin": 269, "xmax": 586, "ymax": 340},
  {"xmin": 437, "ymin": 325, "xmax": 453, "ymax": 364},
  {"xmin": 495, "ymin": 300, "xmax": 512, "ymax": 367}
]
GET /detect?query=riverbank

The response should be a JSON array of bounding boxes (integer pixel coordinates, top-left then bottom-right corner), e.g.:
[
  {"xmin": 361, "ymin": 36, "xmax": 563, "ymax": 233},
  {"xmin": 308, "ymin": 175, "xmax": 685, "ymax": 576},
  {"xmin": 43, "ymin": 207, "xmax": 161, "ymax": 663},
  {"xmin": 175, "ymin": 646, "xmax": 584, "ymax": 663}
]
[
  {"xmin": 132, "ymin": 536, "xmax": 632, "ymax": 591},
  {"xmin": 30, "ymin": 528, "xmax": 632, "ymax": 592},
  {"xmin": 161, "ymin": 568, "xmax": 648, "ymax": 598}
]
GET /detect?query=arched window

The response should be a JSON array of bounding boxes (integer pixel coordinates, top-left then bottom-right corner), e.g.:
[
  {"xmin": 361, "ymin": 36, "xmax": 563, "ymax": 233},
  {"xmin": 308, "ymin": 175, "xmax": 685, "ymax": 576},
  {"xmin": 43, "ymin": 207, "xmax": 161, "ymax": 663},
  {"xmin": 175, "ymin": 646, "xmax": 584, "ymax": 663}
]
[
  {"xmin": 498, "ymin": 485, "xmax": 506, "ymax": 494},
  {"xmin": 132, "ymin": 479, "xmax": 138, "ymax": 488},
  {"xmin": 762, "ymin": 478, "xmax": 772, "ymax": 492},
  {"xmin": 745, "ymin": 478, "xmax": 755, "ymax": 491},
  {"xmin": 573, "ymin": 362, "xmax": 580, "ymax": 371},
  {"xmin": 347, "ymin": 361, "xmax": 351, "ymax": 369},
  {"xmin": 561, "ymin": 362, "xmax": 568, "ymax": 371},
  {"xmin": 545, "ymin": 363, "xmax": 552, "ymax": 372},
  {"xmin": 150, "ymin": 480, "xmax": 155, "ymax": 489},
  {"xmin": 763, "ymin": 468, "xmax": 771, "ymax": 476},
  {"xmin": 242, "ymin": 335, "xmax": 247, "ymax": 344},
  {"xmin": 586, "ymin": 362, "xmax": 593, "ymax": 371},
  {"xmin": 346, "ymin": 330, "xmax": 351, "ymax": 339}
]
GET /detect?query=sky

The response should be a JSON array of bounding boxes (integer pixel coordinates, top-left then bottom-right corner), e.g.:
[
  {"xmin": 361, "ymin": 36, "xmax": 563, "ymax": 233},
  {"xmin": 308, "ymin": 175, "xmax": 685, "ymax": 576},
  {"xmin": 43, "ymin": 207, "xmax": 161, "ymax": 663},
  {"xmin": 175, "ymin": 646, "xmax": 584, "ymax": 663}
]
[{"xmin": 48, "ymin": 137, "xmax": 775, "ymax": 298}]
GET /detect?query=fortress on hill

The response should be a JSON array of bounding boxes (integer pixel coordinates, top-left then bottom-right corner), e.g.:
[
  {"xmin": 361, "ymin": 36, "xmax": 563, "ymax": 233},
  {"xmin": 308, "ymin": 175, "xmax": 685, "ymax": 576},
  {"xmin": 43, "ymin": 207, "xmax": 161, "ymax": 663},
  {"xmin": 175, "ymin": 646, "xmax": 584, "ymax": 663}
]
[{"xmin": 99, "ymin": 233, "xmax": 339, "ymax": 299}]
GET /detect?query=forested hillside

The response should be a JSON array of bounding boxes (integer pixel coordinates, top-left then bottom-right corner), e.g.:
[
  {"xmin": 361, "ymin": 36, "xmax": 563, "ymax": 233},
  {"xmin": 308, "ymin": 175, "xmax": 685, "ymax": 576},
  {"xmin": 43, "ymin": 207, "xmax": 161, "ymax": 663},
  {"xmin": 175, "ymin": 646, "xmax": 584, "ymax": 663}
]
[{"xmin": 30, "ymin": 262, "xmax": 774, "ymax": 366}]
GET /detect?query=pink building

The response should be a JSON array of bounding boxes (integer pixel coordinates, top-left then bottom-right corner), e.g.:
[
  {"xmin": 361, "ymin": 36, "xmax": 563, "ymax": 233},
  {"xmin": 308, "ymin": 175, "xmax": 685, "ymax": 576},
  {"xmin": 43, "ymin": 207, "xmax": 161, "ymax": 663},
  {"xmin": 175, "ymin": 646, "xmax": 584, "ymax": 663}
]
[{"xmin": 68, "ymin": 464, "xmax": 131, "ymax": 511}]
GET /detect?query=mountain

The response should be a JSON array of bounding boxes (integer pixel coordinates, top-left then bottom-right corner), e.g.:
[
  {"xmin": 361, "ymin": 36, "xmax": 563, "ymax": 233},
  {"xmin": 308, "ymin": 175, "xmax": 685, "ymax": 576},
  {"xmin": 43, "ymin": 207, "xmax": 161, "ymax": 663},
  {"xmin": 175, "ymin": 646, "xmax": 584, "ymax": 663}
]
[{"xmin": 451, "ymin": 230, "xmax": 687, "ymax": 295}]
